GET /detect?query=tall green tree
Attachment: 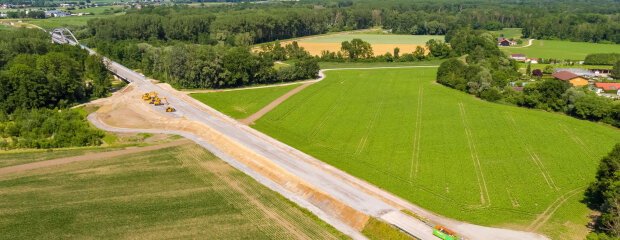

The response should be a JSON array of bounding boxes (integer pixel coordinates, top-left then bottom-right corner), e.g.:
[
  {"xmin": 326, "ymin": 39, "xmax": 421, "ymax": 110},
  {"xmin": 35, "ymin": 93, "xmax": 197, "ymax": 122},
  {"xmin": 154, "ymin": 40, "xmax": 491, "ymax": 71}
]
[
  {"xmin": 341, "ymin": 38, "xmax": 373, "ymax": 60},
  {"xmin": 586, "ymin": 144, "xmax": 620, "ymax": 238},
  {"xmin": 85, "ymin": 55, "xmax": 111, "ymax": 98}
]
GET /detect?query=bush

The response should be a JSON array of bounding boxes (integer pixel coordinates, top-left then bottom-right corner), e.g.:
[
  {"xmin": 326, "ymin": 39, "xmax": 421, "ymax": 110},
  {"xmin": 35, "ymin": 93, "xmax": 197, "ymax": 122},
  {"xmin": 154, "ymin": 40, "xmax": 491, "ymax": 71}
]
[
  {"xmin": 480, "ymin": 88, "xmax": 502, "ymax": 102},
  {"xmin": 0, "ymin": 108, "xmax": 104, "ymax": 149}
]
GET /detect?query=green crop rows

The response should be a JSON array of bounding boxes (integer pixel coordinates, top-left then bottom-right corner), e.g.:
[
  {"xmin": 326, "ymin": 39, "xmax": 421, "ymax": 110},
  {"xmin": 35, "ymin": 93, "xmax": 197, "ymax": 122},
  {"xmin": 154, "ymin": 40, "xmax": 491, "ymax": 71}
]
[
  {"xmin": 252, "ymin": 67, "xmax": 620, "ymax": 239},
  {"xmin": 0, "ymin": 144, "xmax": 347, "ymax": 239}
]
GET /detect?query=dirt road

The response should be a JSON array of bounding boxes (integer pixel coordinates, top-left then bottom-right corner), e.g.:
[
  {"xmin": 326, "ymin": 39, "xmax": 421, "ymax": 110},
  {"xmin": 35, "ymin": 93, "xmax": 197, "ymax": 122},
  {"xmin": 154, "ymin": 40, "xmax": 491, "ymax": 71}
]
[
  {"xmin": 90, "ymin": 49, "xmax": 549, "ymax": 240},
  {"xmin": 0, "ymin": 140, "xmax": 190, "ymax": 175}
]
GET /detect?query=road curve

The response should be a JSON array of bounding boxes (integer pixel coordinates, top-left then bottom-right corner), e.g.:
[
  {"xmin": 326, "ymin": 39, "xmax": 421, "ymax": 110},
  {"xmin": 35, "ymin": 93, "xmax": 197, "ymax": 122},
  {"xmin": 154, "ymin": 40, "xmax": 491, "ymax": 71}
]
[{"xmin": 88, "ymin": 44, "xmax": 549, "ymax": 240}]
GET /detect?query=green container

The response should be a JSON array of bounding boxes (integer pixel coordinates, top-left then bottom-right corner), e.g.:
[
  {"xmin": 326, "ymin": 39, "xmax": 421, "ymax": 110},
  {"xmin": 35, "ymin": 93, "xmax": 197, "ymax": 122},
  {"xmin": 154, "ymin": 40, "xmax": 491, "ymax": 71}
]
[{"xmin": 433, "ymin": 228, "xmax": 456, "ymax": 240}]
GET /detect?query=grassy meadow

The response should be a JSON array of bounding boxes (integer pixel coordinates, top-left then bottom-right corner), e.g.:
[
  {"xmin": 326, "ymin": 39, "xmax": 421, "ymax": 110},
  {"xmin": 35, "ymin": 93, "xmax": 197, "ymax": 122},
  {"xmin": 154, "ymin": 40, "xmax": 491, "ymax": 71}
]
[
  {"xmin": 501, "ymin": 39, "xmax": 620, "ymax": 60},
  {"xmin": 190, "ymin": 84, "xmax": 301, "ymax": 119},
  {"xmin": 252, "ymin": 67, "xmax": 620, "ymax": 239},
  {"xmin": 0, "ymin": 143, "xmax": 347, "ymax": 239},
  {"xmin": 318, "ymin": 60, "xmax": 444, "ymax": 69},
  {"xmin": 491, "ymin": 28, "xmax": 523, "ymax": 40}
]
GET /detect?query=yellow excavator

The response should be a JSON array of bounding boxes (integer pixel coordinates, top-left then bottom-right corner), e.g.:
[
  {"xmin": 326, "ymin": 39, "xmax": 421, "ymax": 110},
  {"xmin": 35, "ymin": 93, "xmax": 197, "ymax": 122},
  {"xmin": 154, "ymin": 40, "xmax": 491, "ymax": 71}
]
[
  {"xmin": 142, "ymin": 92, "xmax": 157, "ymax": 101},
  {"xmin": 154, "ymin": 97, "xmax": 168, "ymax": 106},
  {"xmin": 154, "ymin": 97, "xmax": 176, "ymax": 112}
]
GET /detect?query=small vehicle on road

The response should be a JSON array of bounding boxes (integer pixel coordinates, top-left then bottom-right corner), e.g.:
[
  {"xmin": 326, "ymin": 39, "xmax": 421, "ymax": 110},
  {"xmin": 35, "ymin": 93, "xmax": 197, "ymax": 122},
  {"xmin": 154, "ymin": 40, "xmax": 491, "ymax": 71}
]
[{"xmin": 433, "ymin": 225, "xmax": 458, "ymax": 240}]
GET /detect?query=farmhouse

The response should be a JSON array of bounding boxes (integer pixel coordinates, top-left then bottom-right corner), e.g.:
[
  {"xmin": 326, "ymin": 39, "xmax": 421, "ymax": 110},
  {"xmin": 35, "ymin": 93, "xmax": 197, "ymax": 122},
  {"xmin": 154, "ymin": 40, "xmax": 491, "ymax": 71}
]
[
  {"xmin": 498, "ymin": 38, "xmax": 517, "ymax": 46},
  {"xmin": 526, "ymin": 58, "xmax": 538, "ymax": 64},
  {"xmin": 510, "ymin": 54, "xmax": 526, "ymax": 61},
  {"xmin": 552, "ymin": 71, "xmax": 589, "ymax": 86},
  {"xmin": 595, "ymin": 83, "xmax": 620, "ymax": 95}
]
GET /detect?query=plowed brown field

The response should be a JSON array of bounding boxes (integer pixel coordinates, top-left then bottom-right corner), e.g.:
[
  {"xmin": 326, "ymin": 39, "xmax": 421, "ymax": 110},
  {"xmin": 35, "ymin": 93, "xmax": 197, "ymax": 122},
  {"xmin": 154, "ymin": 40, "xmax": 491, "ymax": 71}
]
[{"xmin": 292, "ymin": 42, "xmax": 427, "ymax": 56}]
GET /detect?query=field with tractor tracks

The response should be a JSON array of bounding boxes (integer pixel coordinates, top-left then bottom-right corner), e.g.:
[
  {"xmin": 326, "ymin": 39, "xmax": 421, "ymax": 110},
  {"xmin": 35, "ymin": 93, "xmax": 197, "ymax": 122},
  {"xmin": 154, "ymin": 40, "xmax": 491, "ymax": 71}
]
[
  {"xmin": 0, "ymin": 142, "xmax": 347, "ymax": 239},
  {"xmin": 251, "ymin": 67, "xmax": 620, "ymax": 239}
]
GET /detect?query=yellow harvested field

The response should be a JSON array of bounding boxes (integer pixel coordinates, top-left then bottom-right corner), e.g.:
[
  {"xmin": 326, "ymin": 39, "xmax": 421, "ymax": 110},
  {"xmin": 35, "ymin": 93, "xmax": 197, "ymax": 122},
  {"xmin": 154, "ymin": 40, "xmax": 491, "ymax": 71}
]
[{"xmin": 291, "ymin": 42, "xmax": 428, "ymax": 56}]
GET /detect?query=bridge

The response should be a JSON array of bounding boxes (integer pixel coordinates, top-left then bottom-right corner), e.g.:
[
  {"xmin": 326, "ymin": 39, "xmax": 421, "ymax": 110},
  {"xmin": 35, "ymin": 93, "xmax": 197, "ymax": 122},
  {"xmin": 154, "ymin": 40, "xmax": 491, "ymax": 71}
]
[{"xmin": 50, "ymin": 28, "xmax": 79, "ymax": 45}]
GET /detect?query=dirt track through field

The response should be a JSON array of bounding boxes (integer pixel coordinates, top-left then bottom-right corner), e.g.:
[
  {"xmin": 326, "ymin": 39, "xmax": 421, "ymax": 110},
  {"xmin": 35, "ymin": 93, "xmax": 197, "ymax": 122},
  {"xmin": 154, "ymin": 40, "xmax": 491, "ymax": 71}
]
[
  {"xmin": 409, "ymin": 85, "xmax": 424, "ymax": 180},
  {"xmin": 505, "ymin": 114, "xmax": 559, "ymax": 190},
  {"xmin": 527, "ymin": 186, "xmax": 586, "ymax": 231},
  {"xmin": 239, "ymin": 81, "xmax": 316, "ymax": 125},
  {"xmin": 458, "ymin": 102, "xmax": 491, "ymax": 206},
  {"xmin": 0, "ymin": 140, "xmax": 190, "ymax": 175},
  {"xmin": 558, "ymin": 123, "xmax": 596, "ymax": 160}
]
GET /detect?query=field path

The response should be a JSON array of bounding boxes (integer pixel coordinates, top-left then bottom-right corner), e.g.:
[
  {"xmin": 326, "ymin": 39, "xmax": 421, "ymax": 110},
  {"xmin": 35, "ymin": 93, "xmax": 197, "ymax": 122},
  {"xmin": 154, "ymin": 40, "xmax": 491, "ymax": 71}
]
[
  {"xmin": 239, "ymin": 81, "xmax": 316, "ymax": 125},
  {"xmin": 0, "ymin": 139, "xmax": 191, "ymax": 175}
]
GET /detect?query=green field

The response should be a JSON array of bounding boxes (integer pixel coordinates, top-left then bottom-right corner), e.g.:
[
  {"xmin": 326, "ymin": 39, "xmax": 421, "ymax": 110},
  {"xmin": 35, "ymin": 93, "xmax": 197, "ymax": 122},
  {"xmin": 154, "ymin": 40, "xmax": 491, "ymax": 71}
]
[
  {"xmin": 301, "ymin": 34, "xmax": 444, "ymax": 44},
  {"xmin": 491, "ymin": 28, "xmax": 523, "ymax": 40},
  {"xmin": 191, "ymin": 84, "xmax": 301, "ymax": 119},
  {"xmin": 318, "ymin": 60, "xmax": 444, "ymax": 69},
  {"xmin": 252, "ymin": 67, "xmax": 620, "ymax": 239},
  {"xmin": 501, "ymin": 39, "xmax": 620, "ymax": 60},
  {"xmin": 0, "ymin": 143, "xmax": 347, "ymax": 239}
]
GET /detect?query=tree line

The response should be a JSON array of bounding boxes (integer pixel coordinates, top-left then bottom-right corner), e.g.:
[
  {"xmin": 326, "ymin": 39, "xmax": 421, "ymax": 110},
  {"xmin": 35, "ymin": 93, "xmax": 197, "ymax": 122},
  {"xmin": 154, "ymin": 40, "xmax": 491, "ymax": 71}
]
[
  {"xmin": 96, "ymin": 40, "xmax": 319, "ymax": 89},
  {"xmin": 0, "ymin": 28, "xmax": 109, "ymax": 149},
  {"xmin": 585, "ymin": 53, "xmax": 620, "ymax": 65},
  {"xmin": 83, "ymin": 0, "xmax": 620, "ymax": 47}
]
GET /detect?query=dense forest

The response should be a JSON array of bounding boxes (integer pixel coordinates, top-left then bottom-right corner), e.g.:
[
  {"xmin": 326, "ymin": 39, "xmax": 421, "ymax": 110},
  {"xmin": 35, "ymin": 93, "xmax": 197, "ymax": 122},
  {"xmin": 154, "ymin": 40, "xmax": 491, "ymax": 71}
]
[
  {"xmin": 0, "ymin": 28, "xmax": 109, "ymax": 149},
  {"xmin": 83, "ymin": 0, "xmax": 620, "ymax": 45}
]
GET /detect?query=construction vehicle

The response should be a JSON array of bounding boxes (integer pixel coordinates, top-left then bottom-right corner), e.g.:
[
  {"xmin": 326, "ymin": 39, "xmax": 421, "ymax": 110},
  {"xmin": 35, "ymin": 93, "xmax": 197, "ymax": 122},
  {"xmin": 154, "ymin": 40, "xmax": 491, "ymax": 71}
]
[
  {"xmin": 154, "ymin": 97, "xmax": 169, "ymax": 106},
  {"xmin": 142, "ymin": 92, "xmax": 157, "ymax": 100},
  {"xmin": 433, "ymin": 226, "xmax": 458, "ymax": 240},
  {"xmin": 166, "ymin": 107, "xmax": 176, "ymax": 112}
]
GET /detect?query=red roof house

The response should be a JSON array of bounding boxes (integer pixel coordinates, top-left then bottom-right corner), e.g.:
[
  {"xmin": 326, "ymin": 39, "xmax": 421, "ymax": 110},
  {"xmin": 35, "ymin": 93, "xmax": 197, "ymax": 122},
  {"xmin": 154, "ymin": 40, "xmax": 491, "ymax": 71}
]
[{"xmin": 595, "ymin": 83, "xmax": 620, "ymax": 92}]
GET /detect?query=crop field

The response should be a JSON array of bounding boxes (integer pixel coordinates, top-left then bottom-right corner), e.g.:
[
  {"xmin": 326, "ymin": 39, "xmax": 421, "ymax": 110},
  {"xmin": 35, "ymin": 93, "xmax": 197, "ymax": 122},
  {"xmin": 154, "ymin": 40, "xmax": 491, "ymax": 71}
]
[
  {"xmin": 501, "ymin": 39, "xmax": 620, "ymax": 60},
  {"xmin": 191, "ymin": 83, "xmax": 301, "ymax": 119},
  {"xmin": 0, "ymin": 143, "xmax": 346, "ymax": 239},
  {"xmin": 252, "ymin": 67, "xmax": 620, "ymax": 239},
  {"xmin": 292, "ymin": 34, "xmax": 444, "ymax": 56},
  {"xmin": 301, "ymin": 34, "xmax": 444, "ymax": 44}
]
